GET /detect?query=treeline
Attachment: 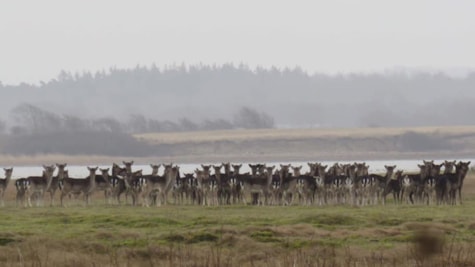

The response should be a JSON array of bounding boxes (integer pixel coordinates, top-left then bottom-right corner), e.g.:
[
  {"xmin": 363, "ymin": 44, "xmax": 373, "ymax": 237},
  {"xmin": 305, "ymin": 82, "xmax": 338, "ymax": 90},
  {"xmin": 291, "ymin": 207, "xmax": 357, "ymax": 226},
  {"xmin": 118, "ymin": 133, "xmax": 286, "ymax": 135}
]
[
  {"xmin": 2, "ymin": 131, "xmax": 164, "ymax": 157},
  {"xmin": 0, "ymin": 103, "xmax": 273, "ymax": 156},
  {"xmin": 4, "ymin": 103, "xmax": 274, "ymax": 135},
  {"xmin": 2, "ymin": 64, "xmax": 475, "ymax": 128}
]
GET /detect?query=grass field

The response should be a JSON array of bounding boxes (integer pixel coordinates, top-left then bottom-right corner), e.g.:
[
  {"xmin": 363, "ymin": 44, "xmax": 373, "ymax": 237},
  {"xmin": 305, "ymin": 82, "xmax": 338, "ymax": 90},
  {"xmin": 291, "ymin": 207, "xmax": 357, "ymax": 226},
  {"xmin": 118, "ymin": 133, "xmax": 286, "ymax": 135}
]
[
  {"xmin": 1, "ymin": 175, "xmax": 475, "ymax": 266},
  {"xmin": 1, "ymin": 126, "xmax": 475, "ymax": 266}
]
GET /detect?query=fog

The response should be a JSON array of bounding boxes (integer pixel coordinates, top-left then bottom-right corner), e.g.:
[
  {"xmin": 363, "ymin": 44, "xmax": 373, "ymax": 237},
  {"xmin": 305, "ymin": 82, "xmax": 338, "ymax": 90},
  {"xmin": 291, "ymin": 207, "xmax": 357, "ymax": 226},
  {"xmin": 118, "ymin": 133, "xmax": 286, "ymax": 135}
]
[{"xmin": 1, "ymin": 65, "xmax": 475, "ymax": 131}]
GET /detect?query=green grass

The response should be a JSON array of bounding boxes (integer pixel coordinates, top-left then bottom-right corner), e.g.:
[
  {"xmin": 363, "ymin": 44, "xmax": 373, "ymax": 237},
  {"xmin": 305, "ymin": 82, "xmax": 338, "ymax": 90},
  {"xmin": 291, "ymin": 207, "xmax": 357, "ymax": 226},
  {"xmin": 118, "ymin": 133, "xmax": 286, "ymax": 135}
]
[{"xmin": 1, "ymin": 198, "xmax": 475, "ymax": 266}]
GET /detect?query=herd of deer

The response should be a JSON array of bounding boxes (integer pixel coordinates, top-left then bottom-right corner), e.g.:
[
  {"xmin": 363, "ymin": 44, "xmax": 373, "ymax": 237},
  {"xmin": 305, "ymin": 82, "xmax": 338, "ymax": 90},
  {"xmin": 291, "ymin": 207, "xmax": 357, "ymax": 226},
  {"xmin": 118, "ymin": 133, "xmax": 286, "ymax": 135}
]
[{"xmin": 0, "ymin": 160, "xmax": 471, "ymax": 207}]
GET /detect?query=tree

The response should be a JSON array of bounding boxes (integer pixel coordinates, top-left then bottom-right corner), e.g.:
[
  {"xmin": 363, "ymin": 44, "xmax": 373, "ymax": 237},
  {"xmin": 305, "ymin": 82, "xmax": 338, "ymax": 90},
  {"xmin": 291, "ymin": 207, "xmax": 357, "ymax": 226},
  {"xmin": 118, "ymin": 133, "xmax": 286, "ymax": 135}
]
[
  {"xmin": 202, "ymin": 119, "xmax": 234, "ymax": 130},
  {"xmin": 127, "ymin": 114, "xmax": 148, "ymax": 133},
  {"xmin": 92, "ymin": 117, "xmax": 123, "ymax": 133},
  {"xmin": 233, "ymin": 107, "xmax": 274, "ymax": 129},
  {"xmin": 10, "ymin": 103, "xmax": 62, "ymax": 134},
  {"xmin": 179, "ymin": 118, "xmax": 199, "ymax": 131},
  {"xmin": 63, "ymin": 115, "xmax": 90, "ymax": 132}
]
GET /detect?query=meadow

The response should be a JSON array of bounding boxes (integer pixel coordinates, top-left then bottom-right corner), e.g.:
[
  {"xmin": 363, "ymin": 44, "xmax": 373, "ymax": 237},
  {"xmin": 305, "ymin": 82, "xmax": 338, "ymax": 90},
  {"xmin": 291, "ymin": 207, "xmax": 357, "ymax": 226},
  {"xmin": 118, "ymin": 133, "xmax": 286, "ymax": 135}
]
[
  {"xmin": 2, "ymin": 126, "xmax": 475, "ymax": 266},
  {"xmin": 1, "ymin": 176, "xmax": 475, "ymax": 267}
]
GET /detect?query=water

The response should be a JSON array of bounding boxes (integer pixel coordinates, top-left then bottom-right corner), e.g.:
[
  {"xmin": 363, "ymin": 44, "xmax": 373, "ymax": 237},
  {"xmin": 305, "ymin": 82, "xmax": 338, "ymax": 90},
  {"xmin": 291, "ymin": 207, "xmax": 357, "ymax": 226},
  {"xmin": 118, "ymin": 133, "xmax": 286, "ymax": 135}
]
[{"xmin": 6, "ymin": 158, "xmax": 473, "ymax": 179}]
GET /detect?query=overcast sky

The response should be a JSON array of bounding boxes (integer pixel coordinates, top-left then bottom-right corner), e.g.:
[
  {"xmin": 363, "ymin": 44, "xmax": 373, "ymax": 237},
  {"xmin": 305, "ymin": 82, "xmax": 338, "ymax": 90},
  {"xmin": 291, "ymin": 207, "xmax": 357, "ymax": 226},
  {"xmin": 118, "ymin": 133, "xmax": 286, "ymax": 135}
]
[{"xmin": 1, "ymin": 0, "xmax": 474, "ymax": 85}]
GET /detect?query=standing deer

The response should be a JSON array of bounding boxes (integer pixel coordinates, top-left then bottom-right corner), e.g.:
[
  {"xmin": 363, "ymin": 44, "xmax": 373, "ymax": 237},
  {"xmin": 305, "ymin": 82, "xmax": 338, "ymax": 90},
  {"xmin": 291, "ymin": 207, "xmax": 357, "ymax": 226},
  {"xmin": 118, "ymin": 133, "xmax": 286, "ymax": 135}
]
[
  {"xmin": 59, "ymin": 167, "xmax": 98, "ymax": 207},
  {"xmin": 0, "ymin": 168, "xmax": 14, "ymax": 207},
  {"xmin": 25, "ymin": 165, "xmax": 56, "ymax": 207}
]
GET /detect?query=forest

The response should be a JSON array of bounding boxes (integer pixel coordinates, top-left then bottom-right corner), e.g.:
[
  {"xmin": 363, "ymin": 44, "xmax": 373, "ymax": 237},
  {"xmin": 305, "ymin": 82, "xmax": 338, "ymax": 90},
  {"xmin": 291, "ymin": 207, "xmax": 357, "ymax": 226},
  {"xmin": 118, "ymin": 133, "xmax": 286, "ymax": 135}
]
[{"xmin": 1, "ymin": 64, "xmax": 474, "ymax": 156}]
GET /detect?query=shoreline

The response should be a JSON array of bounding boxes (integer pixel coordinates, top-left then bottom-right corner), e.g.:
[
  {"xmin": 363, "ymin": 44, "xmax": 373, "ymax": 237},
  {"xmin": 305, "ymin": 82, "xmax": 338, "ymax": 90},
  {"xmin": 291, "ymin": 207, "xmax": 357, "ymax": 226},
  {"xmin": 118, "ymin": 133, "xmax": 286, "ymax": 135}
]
[{"xmin": 1, "ymin": 151, "xmax": 474, "ymax": 167}]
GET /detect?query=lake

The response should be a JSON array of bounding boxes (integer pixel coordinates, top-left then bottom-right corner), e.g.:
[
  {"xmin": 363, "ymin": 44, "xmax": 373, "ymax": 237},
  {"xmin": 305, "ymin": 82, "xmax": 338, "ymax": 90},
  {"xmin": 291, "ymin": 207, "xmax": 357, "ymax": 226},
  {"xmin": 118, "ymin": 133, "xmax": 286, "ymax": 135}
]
[{"xmin": 6, "ymin": 158, "xmax": 473, "ymax": 179}]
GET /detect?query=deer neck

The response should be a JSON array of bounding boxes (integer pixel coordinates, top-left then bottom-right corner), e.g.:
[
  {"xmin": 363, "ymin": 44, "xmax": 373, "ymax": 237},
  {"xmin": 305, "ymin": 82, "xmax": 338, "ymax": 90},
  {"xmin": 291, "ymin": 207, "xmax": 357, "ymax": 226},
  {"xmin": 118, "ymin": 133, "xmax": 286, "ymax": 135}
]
[
  {"xmin": 123, "ymin": 176, "xmax": 131, "ymax": 189},
  {"xmin": 165, "ymin": 169, "xmax": 177, "ymax": 192},
  {"xmin": 215, "ymin": 172, "xmax": 221, "ymax": 183},
  {"xmin": 89, "ymin": 173, "xmax": 96, "ymax": 189},
  {"xmin": 4, "ymin": 172, "xmax": 12, "ymax": 186},
  {"xmin": 45, "ymin": 171, "xmax": 55, "ymax": 192},
  {"xmin": 266, "ymin": 172, "xmax": 273, "ymax": 187},
  {"xmin": 102, "ymin": 173, "xmax": 110, "ymax": 184}
]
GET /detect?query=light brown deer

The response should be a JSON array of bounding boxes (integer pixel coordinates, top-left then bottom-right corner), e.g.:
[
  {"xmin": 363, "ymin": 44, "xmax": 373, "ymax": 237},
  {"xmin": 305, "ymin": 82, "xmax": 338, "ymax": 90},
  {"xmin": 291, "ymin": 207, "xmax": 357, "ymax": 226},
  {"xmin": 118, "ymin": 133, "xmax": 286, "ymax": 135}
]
[
  {"xmin": 241, "ymin": 165, "xmax": 274, "ymax": 205},
  {"xmin": 97, "ymin": 168, "xmax": 112, "ymax": 204},
  {"xmin": 59, "ymin": 167, "xmax": 98, "ymax": 207},
  {"xmin": 25, "ymin": 165, "xmax": 56, "ymax": 207},
  {"xmin": 44, "ymin": 163, "xmax": 67, "ymax": 206},
  {"xmin": 0, "ymin": 168, "xmax": 13, "ymax": 207},
  {"xmin": 139, "ymin": 164, "xmax": 178, "ymax": 207},
  {"xmin": 15, "ymin": 178, "xmax": 29, "ymax": 207}
]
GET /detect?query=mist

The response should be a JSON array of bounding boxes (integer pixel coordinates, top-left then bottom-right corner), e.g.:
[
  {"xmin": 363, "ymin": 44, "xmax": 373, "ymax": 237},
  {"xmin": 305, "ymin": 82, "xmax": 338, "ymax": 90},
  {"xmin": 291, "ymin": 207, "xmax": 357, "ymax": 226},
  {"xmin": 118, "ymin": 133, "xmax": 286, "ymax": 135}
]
[{"xmin": 1, "ymin": 64, "xmax": 475, "ymax": 130}]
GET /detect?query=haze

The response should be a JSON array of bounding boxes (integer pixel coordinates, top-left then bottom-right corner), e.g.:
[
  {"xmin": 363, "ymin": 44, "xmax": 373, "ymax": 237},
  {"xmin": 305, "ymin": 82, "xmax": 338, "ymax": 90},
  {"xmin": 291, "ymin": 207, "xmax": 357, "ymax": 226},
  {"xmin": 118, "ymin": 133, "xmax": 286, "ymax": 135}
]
[
  {"xmin": 1, "ymin": 0, "xmax": 474, "ymax": 85},
  {"xmin": 1, "ymin": 0, "xmax": 475, "ymax": 130}
]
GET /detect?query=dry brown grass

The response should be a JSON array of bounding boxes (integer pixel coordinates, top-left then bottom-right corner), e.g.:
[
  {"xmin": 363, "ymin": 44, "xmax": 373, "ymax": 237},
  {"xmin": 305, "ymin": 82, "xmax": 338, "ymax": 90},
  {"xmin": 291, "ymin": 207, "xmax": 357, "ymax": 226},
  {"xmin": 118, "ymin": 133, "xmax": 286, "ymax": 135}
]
[
  {"xmin": 0, "ymin": 154, "xmax": 177, "ymax": 167},
  {"xmin": 134, "ymin": 125, "xmax": 475, "ymax": 145},
  {"xmin": 2, "ymin": 125, "xmax": 475, "ymax": 165}
]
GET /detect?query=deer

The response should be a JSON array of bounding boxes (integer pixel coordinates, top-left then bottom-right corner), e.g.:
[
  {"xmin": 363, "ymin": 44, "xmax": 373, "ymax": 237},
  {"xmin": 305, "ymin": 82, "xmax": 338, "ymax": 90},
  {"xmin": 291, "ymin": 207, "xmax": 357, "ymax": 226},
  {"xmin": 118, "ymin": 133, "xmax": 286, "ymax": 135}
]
[
  {"xmin": 43, "ymin": 163, "xmax": 67, "ymax": 207},
  {"xmin": 443, "ymin": 160, "xmax": 456, "ymax": 175},
  {"xmin": 208, "ymin": 165, "xmax": 225, "ymax": 206},
  {"xmin": 366, "ymin": 165, "xmax": 396, "ymax": 205},
  {"xmin": 0, "ymin": 168, "xmax": 14, "ymax": 207},
  {"xmin": 447, "ymin": 161, "xmax": 471, "ymax": 205},
  {"xmin": 295, "ymin": 170, "xmax": 317, "ymax": 206},
  {"xmin": 59, "ymin": 166, "xmax": 98, "ymax": 207},
  {"xmin": 355, "ymin": 163, "xmax": 371, "ymax": 206},
  {"xmin": 216, "ymin": 164, "xmax": 232, "ymax": 205},
  {"xmin": 196, "ymin": 166, "xmax": 215, "ymax": 206},
  {"xmin": 122, "ymin": 169, "xmax": 145, "ymax": 206},
  {"xmin": 325, "ymin": 163, "xmax": 346, "ymax": 205},
  {"xmin": 171, "ymin": 171, "xmax": 187, "ymax": 205},
  {"xmin": 400, "ymin": 164, "xmax": 430, "ymax": 204},
  {"xmin": 228, "ymin": 164, "xmax": 245, "ymax": 205},
  {"xmin": 139, "ymin": 164, "xmax": 178, "ymax": 207},
  {"xmin": 312, "ymin": 163, "xmax": 328, "ymax": 206},
  {"xmin": 279, "ymin": 164, "xmax": 298, "ymax": 205},
  {"xmin": 423, "ymin": 163, "xmax": 442, "ymax": 205},
  {"xmin": 96, "ymin": 168, "xmax": 112, "ymax": 204},
  {"xmin": 25, "ymin": 165, "xmax": 56, "ymax": 207},
  {"xmin": 15, "ymin": 178, "xmax": 29, "ymax": 207},
  {"xmin": 241, "ymin": 165, "xmax": 274, "ymax": 205},
  {"xmin": 382, "ymin": 170, "xmax": 403, "ymax": 205},
  {"xmin": 109, "ymin": 163, "xmax": 128, "ymax": 204}
]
